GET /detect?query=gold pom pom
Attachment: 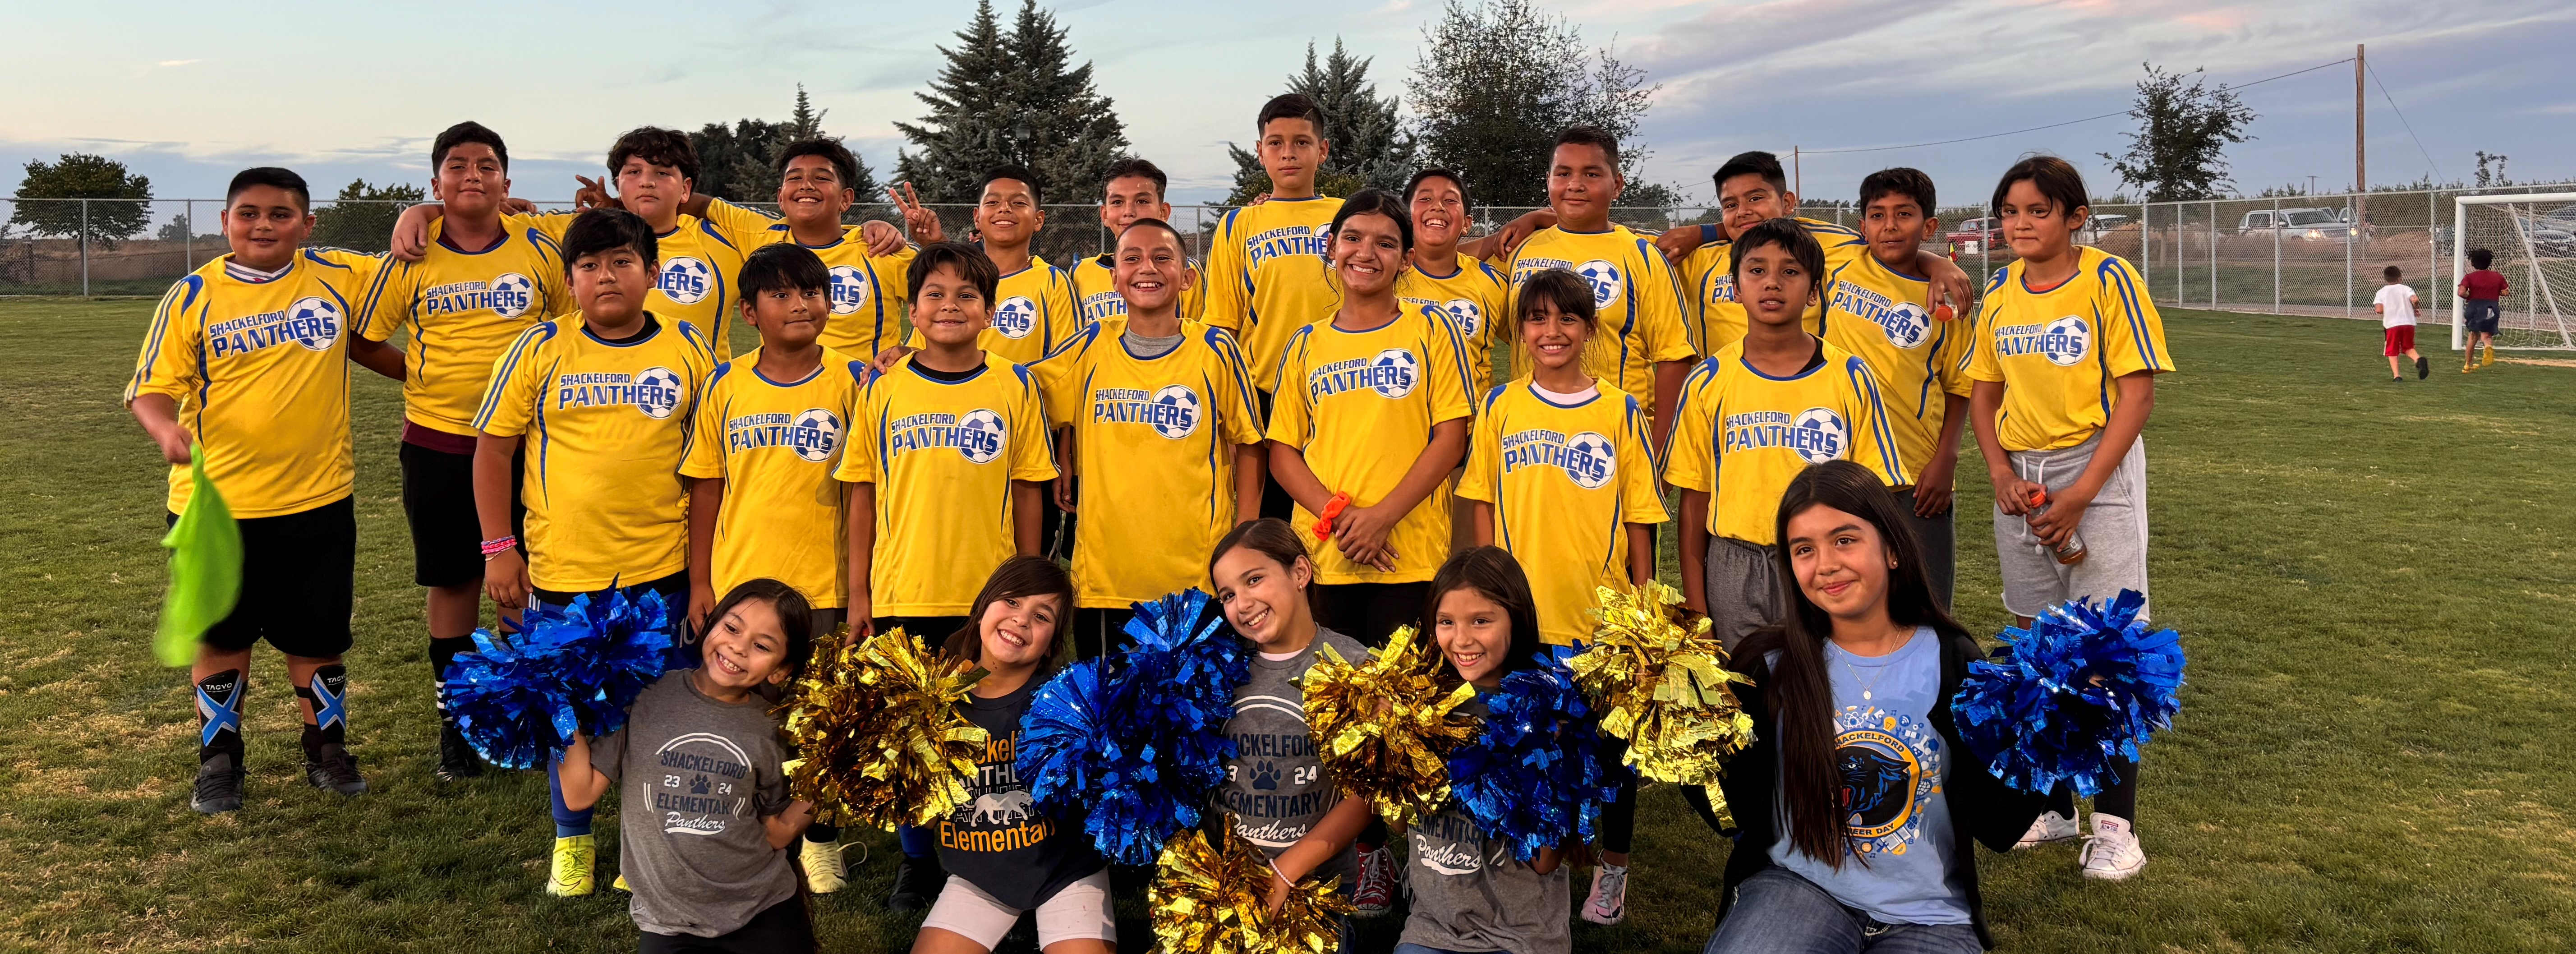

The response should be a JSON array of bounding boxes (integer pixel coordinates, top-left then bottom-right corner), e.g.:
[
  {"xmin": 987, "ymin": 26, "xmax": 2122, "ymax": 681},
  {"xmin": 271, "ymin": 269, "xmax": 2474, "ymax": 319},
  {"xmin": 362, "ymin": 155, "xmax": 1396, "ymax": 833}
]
[
  {"xmin": 1300, "ymin": 625, "xmax": 1480, "ymax": 826},
  {"xmin": 1150, "ymin": 819, "xmax": 1354, "ymax": 954},
  {"xmin": 779, "ymin": 626, "xmax": 990, "ymax": 830},
  {"xmin": 1569, "ymin": 582, "xmax": 1756, "ymax": 823}
]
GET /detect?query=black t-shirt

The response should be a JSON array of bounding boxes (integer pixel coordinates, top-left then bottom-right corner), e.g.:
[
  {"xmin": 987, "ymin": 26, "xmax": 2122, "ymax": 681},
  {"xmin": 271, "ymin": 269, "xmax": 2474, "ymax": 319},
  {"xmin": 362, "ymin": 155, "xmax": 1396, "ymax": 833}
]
[{"xmin": 936, "ymin": 675, "xmax": 1107, "ymax": 909}]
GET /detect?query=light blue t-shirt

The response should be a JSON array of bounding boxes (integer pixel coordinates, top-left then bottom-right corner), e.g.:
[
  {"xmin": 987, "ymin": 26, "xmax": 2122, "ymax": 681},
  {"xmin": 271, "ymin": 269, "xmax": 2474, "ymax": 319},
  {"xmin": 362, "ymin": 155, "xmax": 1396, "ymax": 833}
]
[{"xmin": 1767, "ymin": 628, "xmax": 1970, "ymax": 925}]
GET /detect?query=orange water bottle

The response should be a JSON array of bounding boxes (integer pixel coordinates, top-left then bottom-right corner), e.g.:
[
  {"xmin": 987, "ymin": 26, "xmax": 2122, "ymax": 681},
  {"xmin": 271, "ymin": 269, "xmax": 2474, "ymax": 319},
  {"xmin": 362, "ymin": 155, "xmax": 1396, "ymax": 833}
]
[{"xmin": 2024, "ymin": 489, "xmax": 2087, "ymax": 565}]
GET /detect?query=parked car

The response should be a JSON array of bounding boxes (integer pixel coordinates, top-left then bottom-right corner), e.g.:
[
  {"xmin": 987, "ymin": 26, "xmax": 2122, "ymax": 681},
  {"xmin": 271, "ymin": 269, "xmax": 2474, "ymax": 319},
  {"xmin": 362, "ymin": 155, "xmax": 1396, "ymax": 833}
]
[
  {"xmin": 1946, "ymin": 217, "xmax": 2004, "ymax": 255},
  {"xmin": 2077, "ymin": 212, "xmax": 2134, "ymax": 246},
  {"xmin": 2239, "ymin": 207, "xmax": 2354, "ymax": 240}
]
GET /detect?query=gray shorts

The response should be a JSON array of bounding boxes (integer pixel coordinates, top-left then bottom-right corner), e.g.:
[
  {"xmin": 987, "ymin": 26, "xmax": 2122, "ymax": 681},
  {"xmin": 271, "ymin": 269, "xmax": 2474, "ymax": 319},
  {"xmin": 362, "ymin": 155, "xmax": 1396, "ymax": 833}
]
[
  {"xmin": 1992, "ymin": 433, "xmax": 2150, "ymax": 620},
  {"xmin": 1894, "ymin": 488, "xmax": 1956, "ymax": 610},
  {"xmin": 1703, "ymin": 536, "xmax": 1782, "ymax": 651}
]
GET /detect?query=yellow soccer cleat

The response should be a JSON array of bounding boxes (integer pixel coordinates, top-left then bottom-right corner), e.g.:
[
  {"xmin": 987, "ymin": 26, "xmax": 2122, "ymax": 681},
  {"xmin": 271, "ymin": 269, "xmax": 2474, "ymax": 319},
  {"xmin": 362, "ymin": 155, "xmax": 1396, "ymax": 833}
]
[
  {"xmin": 612, "ymin": 873, "xmax": 629, "ymax": 892},
  {"xmin": 547, "ymin": 834, "xmax": 597, "ymax": 897},
  {"xmin": 2480, "ymin": 345, "xmax": 2497, "ymax": 368}
]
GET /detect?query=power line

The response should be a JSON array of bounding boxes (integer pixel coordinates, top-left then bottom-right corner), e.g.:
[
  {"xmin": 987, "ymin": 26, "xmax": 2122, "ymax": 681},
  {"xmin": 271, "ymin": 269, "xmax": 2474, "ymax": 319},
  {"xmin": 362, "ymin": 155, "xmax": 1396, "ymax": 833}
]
[
  {"xmin": 2365, "ymin": 60, "xmax": 2444, "ymax": 182},
  {"xmin": 1798, "ymin": 56, "xmax": 2356, "ymax": 157}
]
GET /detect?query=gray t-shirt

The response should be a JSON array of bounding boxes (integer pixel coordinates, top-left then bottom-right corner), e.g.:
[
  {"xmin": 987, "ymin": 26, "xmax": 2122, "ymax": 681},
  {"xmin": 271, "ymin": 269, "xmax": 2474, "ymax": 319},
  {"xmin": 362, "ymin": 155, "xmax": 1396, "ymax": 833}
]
[
  {"xmin": 592, "ymin": 672, "xmax": 797, "ymax": 937},
  {"xmin": 1398, "ymin": 696, "xmax": 1573, "ymax": 954},
  {"xmin": 1766, "ymin": 629, "xmax": 1970, "ymax": 925},
  {"xmin": 1219, "ymin": 627, "xmax": 1369, "ymax": 891},
  {"xmin": 1123, "ymin": 328, "xmax": 1187, "ymax": 359}
]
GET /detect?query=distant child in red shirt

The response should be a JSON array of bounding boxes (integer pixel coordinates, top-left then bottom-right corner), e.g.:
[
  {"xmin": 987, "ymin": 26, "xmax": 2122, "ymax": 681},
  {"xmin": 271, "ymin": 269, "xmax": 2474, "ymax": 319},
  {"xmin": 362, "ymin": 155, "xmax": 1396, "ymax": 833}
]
[
  {"xmin": 2458, "ymin": 248, "xmax": 2509, "ymax": 371},
  {"xmin": 2373, "ymin": 265, "xmax": 2425, "ymax": 382}
]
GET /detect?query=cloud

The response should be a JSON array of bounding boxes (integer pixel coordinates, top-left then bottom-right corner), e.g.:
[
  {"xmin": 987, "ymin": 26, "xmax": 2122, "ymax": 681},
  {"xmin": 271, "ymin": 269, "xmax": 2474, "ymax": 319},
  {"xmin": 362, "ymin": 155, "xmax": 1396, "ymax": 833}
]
[{"xmin": 153, "ymin": 59, "xmax": 201, "ymax": 68}]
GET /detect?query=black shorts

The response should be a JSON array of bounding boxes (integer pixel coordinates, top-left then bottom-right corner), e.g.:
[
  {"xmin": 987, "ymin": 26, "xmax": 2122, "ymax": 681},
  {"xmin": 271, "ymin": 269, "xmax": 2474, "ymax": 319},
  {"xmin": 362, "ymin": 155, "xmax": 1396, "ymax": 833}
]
[
  {"xmin": 2466, "ymin": 300, "xmax": 2501, "ymax": 335},
  {"xmin": 167, "ymin": 495, "xmax": 356, "ymax": 658},
  {"xmin": 398, "ymin": 441, "xmax": 523, "ymax": 588},
  {"xmin": 1312, "ymin": 581, "xmax": 1428, "ymax": 649},
  {"xmin": 637, "ymin": 896, "xmax": 814, "ymax": 954},
  {"xmin": 1071, "ymin": 606, "xmax": 1137, "ymax": 659}
]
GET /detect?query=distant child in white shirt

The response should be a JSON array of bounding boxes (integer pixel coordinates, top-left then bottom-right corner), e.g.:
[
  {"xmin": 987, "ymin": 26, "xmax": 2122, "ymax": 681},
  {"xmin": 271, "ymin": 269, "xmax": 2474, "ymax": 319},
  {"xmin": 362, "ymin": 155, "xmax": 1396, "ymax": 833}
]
[{"xmin": 2374, "ymin": 265, "xmax": 2425, "ymax": 382}]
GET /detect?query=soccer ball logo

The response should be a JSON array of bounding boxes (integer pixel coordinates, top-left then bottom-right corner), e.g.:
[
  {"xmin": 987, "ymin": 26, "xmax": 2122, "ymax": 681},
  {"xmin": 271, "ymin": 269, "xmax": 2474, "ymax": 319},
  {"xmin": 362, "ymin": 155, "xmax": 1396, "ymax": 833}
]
[
  {"xmin": 489, "ymin": 272, "xmax": 535, "ymax": 318},
  {"xmin": 633, "ymin": 366, "xmax": 683, "ymax": 419},
  {"xmin": 827, "ymin": 266, "xmax": 871, "ymax": 315},
  {"xmin": 1150, "ymin": 385, "xmax": 1202, "ymax": 440},
  {"xmin": 1441, "ymin": 298, "xmax": 1483, "ymax": 338},
  {"xmin": 659, "ymin": 257, "xmax": 712, "ymax": 304},
  {"xmin": 957, "ymin": 408, "xmax": 1007, "ymax": 463},
  {"xmin": 1881, "ymin": 302, "xmax": 1930, "ymax": 349},
  {"xmin": 1563, "ymin": 430, "xmax": 1616, "ymax": 489},
  {"xmin": 1789, "ymin": 407, "xmax": 1850, "ymax": 465},
  {"xmin": 2039, "ymin": 316, "xmax": 2091, "ymax": 366},
  {"xmin": 789, "ymin": 407, "xmax": 843, "ymax": 462},
  {"xmin": 1575, "ymin": 259, "xmax": 1625, "ymax": 309},
  {"xmin": 1369, "ymin": 348, "xmax": 1420, "ymax": 399},
  {"xmin": 992, "ymin": 296, "xmax": 1039, "ymax": 339},
  {"xmin": 285, "ymin": 297, "xmax": 342, "ymax": 350}
]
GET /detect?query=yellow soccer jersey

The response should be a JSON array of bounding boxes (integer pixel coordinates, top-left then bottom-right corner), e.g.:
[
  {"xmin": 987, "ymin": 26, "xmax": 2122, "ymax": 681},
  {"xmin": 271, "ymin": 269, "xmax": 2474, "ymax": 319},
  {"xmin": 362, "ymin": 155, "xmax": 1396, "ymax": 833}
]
[
  {"xmin": 1396, "ymin": 253, "xmax": 1510, "ymax": 400},
  {"xmin": 1822, "ymin": 250, "xmax": 1970, "ymax": 479},
  {"xmin": 1679, "ymin": 217, "xmax": 1864, "ymax": 355},
  {"xmin": 473, "ymin": 315, "xmax": 718, "ymax": 592},
  {"xmin": 522, "ymin": 210, "xmax": 752, "ymax": 359},
  {"xmin": 835, "ymin": 353, "xmax": 1058, "ymax": 616},
  {"xmin": 1664, "ymin": 340, "xmax": 1908, "ymax": 547},
  {"xmin": 1202, "ymin": 196, "xmax": 1346, "ymax": 393},
  {"xmin": 1505, "ymin": 226, "xmax": 1694, "ymax": 413},
  {"xmin": 681, "ymin": 347, "xmax": 869, "ymax": 608},
  {"xmin": 1034, "ymin": 318, "xmax": 1265, "ymax": 608},
  {"xmin": 703, "ymin": 199, "xmax": 919, "ymax": 359},
  {"xmin": 1456, "ymin": 380, "xmax": 1668, "ymax": 645},
  {"xmin": 1964, "ymin": 247, "xmax": 2176, "ymax": 452},
  {"xmin": 1069, "ymin": 253, "xmax": 1206, "ymax": 325},
  {"xmin": 1266, "ymin": 304, "xmax": 1476, "ymax": 585},
  {"xmin": 979, "ymin": 256, "xmax": 1080, "ymax": 367},
  {"xmin": 126, "ymin": 249, "xmax": 385, "ymax": 517},
  {"xmin": 355, "ymin": 218, "xmax": 572, "ymax": 437}
]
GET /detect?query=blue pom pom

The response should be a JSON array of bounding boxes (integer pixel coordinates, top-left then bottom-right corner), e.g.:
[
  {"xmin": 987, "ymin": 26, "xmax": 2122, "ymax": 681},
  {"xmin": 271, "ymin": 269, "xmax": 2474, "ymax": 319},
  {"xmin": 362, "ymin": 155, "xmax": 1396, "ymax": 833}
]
[
  {"xmin": 1953, "ymin": 590, "xmax": 2185, "ymax": 796},
  {"xmin": 1447, "ymin": 656, "xmax": 1626, "ymax": 862},
  {"xmin": 1016, "ymin": 590, "xmax": 1245, "ymax": 865},
  {"xmin": 439, "ymin": 590, "xmax": 679, "ymax": 768}
]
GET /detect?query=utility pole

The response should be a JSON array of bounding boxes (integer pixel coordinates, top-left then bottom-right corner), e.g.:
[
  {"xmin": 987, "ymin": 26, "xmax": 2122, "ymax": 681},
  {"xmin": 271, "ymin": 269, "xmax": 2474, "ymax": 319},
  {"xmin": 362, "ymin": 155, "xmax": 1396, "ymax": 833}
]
[
  {"xmin": 1793, "ymin": 146, "xmax": 1802, "ymax": 199},
  {"xmin": 2355, "ymin": 44, "xmax": 2367, "ymax": 230}
]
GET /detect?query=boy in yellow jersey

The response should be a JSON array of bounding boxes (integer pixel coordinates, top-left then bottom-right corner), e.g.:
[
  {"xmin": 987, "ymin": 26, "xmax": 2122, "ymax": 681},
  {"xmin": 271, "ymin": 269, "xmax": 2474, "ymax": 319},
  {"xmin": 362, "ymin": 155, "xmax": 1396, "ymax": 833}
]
[
  {"xmin": 1968, "ymin": 156, "xmax": 2174, "ymax": 882},
  {"xmin": 1036, "ymin": 219, "xmax": 1264, "ymax": 658},
  {"xmin": 687, "ymin": 139, "xmax": 918, "ymax": 360},
  {"xmin": 127, "ymin": 168, "xmax": 384, "ymax": 816},
  {"xmin": 680, "ymin": 243, "xmax": 868, "ymax": 893},
  {"xmin": 1205, "ymin": 93, "xmax": 1343, "ymax": 401},
  {"xmin": 1505, "ymin": 127, "xmax": 1695, "ymax": 454},
  {"xmin": 1269, "ymin": 190, "xmax": 1475, "ymax": 645},
  {"xmin": 345, "ymin": 122, "xmax": 570, "ymax": 783},
  {"xmin": 474, "ymin": 208, "xmax": 719, "ymax": 898},
  {"xmin": 1822, "ymin": 168, "xmax": 1973, "ymax": 604},
  {"xmin": 1398, "ymin": 167, "xmax": 1512, "ymax": 553},
  {"xmin": 1458, "ymin": 269, "xmax": 1666, "ymax": 923},
  {"xmin": 1068, "ymin": 158, "xmax": 1207, "ymax": 324},
  {"xmin": 1666, "ymin": 152, "xmax": 1975, "ymax": 357},
  {"xmin": 1666, "ymin": 219, "xmax": 1906, "ymax": 649},
  {"xmin": 838, "ymin": 242, "xmax": 1055, "ymax": 911}
]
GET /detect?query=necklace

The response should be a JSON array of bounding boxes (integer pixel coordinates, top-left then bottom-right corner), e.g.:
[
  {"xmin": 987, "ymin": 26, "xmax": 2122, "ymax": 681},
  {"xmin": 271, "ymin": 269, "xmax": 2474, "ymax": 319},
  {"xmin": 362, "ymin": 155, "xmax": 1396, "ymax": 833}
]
[{"xmin": 1834, "ymin": 644, "xmax": 1896, "ymax": 701}]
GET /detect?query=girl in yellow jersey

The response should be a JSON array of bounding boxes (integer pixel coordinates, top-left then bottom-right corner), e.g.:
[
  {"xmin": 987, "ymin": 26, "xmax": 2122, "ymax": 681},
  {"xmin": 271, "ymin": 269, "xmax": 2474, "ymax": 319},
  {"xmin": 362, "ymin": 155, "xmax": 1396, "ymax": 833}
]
[
  {"xmin": 1267, "ymin": 189, "xmax": 1475, "ymax": 645},
  {"xmin": 1457, "ymin": 267, "xmax": 1666, "ymax": 926},
  {"xmin": 1965, "ymin": 157, "xmax": 2176, "ymax": 882}
]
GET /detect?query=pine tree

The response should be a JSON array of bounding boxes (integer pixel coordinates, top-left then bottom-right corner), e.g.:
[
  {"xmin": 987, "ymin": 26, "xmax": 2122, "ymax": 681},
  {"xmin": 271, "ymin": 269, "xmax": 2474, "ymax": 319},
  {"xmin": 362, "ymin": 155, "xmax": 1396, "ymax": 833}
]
[
  {"xmin": 1003, "ymin": 0, "xmax": 1127, "ymax": 210},
  {"xmin": 1225, "ymin": 39, "xmax": 1416, "ymax": 204},
  {"xmin": 685, "ymin": 85, "xmax": 882, "ymax": 215},
  {"xmin": 894, "ymin": 0, "xmax": 1126, "ymax": 211},
  {"xmin": 788, "ymin": 84, "xmax": 828, "ymax": 141}
]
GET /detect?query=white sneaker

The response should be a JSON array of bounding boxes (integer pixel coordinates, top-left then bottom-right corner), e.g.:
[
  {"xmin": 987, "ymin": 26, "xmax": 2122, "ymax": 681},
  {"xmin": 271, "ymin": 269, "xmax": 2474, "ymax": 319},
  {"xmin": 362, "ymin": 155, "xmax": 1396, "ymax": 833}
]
[
  {"xmin": 2014, "ymin": 810, "xmax": 2079, "ymax": 850},
  {"xmin": 1581, "ymin": 863, "xmax": 1629, "ymax": 925},
  {"xmin": 2078, "ymin": 813, "xmax": 2147, "ymax": 881},
  {"xmin": 800, "ymin": 837, "xmax": 851, "ymax": 894}
]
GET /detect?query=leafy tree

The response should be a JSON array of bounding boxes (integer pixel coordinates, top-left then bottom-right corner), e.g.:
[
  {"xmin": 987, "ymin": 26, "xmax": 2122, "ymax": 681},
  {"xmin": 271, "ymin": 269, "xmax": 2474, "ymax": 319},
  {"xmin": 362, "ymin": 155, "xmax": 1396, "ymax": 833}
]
[
  {"xmin": 2474, "ymin": 151, "xmax": 2512, "ymax": 189},
  {"xmin": 2099, "ymin": 64, "xmax": 2257, "ymax": 202},
  {"xmin": 10, "ymin": 153, "xmax": 153, "ymax": 249},
  {"xmin": 309, "ymin": 179, "xmax": 425, "ymax": 253},
  {"xmin": 688, "ymin": 85, "xmax": 883, "ymax": 212},
  {"xmin": 894, "ymin": 0, "xmax": 1130, "ymax": 208},
  {"xmin": 1406, "ymin": 0, "xmax": 1661, "ymax": 209},
  {"xmin": 1224, "ymin": 39, "xmax": 1417, "ymax": 203}
]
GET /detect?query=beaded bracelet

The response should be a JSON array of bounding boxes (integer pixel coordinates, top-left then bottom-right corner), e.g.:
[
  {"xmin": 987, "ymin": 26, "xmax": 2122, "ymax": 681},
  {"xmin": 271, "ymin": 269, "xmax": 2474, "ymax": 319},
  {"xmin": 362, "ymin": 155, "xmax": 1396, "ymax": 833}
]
[{"xmin": 479, "ymin": 535, "xmax": 518, "ymax": 558}]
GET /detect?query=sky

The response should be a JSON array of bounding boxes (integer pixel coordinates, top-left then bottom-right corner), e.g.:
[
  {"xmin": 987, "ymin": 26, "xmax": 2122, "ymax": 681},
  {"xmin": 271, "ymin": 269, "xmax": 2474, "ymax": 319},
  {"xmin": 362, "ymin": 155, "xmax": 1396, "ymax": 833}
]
[{"xmin": 3, "ymin": 0, "xmax": 2570, "ymax": 214}]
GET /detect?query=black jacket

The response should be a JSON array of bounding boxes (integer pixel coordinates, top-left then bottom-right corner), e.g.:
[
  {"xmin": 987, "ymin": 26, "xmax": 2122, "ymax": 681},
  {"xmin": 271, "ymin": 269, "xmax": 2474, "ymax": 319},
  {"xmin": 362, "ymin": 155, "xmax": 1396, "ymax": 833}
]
[{"xmin": 1706, "ymin": 631, "xmax": 2049, "ymax": 949}]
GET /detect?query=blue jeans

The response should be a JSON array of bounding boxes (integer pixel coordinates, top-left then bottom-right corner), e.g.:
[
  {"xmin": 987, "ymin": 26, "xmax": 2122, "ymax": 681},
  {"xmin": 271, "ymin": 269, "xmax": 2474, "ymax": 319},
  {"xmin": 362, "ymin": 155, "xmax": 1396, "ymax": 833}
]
[{"xmin": 1703, "ymin": 868, "xmax": 1980, "ymax": 954}]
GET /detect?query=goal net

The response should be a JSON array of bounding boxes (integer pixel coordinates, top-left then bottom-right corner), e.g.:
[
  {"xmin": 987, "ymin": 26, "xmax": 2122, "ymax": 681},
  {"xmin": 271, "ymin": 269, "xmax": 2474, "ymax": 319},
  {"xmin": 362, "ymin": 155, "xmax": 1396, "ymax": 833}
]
[{"xmin": 2453, "ymin": 193, "xmax": 2576, "ymax": 351}]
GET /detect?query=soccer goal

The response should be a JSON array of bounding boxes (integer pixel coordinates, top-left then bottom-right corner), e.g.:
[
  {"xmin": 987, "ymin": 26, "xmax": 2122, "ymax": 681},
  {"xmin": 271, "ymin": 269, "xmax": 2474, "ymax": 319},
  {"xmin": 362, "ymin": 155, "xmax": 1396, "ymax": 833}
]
[{"xmin": 2452, "ymin": 192, "xmax": 2576, "ymax": 351}]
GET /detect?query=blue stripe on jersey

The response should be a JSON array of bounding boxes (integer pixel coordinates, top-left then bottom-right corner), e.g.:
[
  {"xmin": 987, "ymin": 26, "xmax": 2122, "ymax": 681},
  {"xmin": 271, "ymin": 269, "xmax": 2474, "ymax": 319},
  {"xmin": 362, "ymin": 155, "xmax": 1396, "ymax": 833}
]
[
  {"xmin": 2098, "ymin": 255, "xmax": 2161, "ymax": 369},
  {"xmin": 1845, "ymin": 356, "xmax": 1907, "ymax": 484}
]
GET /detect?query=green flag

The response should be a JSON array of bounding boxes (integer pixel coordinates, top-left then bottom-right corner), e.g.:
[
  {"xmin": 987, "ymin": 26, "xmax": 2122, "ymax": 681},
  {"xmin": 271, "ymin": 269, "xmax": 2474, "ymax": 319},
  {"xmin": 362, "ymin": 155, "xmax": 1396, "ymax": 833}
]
[{"xmin": 155, "ymin": 443, "xmax": 242, "ymax": 667}]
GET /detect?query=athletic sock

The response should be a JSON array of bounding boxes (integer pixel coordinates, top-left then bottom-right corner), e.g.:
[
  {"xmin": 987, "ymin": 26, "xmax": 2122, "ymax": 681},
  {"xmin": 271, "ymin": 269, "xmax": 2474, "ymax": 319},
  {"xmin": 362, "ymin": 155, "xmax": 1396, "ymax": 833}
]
[
  {"xmin": 294, "ymin": 664, "xmax": 351, "ymax": 760},
  {"xmin": 897, "ymin": 824, "xmax": 934, "ymax": 859},
  {"xmin": 429, "ymin": 636, "xmax": 474, "ymax": 722},
  {"xmin": 195, "ymin": 669, "xmax": 247, "ymax": 765}
]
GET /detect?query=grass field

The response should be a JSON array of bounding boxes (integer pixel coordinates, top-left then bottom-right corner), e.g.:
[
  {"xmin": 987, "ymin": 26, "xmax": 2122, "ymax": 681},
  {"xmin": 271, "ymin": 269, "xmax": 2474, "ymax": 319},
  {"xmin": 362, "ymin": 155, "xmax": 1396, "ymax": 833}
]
[{"xmin": 2, "ymin": 299, "xmax": 2571, "ymax": 952}]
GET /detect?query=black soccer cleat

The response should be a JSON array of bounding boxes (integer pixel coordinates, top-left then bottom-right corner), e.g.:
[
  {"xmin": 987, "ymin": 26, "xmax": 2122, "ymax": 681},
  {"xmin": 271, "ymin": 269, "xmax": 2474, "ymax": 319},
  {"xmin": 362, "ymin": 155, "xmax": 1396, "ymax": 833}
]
[
  {"xmin": 304, "ymin": 742, "xmax": 368, "ymax": 797},
  {"xmin": 886, "ymin": 853, "xmax": 946, "ymax": 913},
  {"xmin": 436, "ymin": 721, "xmax": 484, "ymax": 781},
  {"xmin": 2417, "ymin": 355, "xmax": 2430, "ymax": 379},
  {"xmin": 192, "ymin": 752, "xmax": 245, "ymax": 815}
]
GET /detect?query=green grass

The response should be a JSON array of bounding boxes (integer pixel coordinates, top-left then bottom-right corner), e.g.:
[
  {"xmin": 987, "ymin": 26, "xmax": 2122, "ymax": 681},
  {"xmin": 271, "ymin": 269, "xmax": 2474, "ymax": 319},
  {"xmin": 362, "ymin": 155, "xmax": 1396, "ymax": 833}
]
[{"xmin": 3, "ymin": 300, "xmax": 2571, "ymax": 952}]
